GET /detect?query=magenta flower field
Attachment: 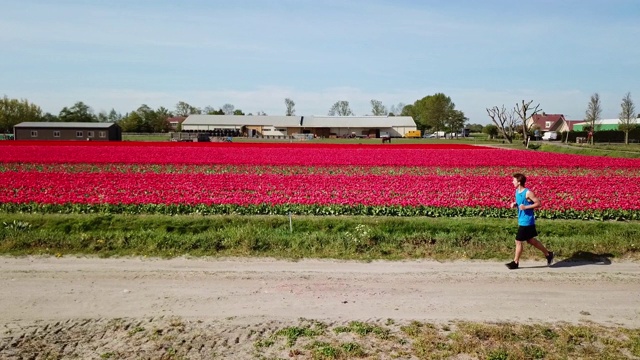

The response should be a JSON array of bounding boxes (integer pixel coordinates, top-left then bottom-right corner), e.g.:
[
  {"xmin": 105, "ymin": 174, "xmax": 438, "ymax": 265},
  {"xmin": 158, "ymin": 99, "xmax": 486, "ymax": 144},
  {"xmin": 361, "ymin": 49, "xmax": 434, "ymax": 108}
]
[{"xmin": 1, "ymin": 141, "xmax": 639, "ymax": 220}]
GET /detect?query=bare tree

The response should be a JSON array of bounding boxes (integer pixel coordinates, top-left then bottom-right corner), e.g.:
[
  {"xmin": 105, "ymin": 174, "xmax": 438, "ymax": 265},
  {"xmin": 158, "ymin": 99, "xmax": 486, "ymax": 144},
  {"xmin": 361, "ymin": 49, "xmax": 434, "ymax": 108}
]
[
  {"xmin": 284, "ymin": 98, "xmax": 295, "ymax": 116},
  {"xmin": 486, "ymin": 105, "xmax": 518, "ymax": 143},
  {"xmin": 175, "ymin": 101, "xmax": 201, "ymax": 117},
  {"xmin": 619, "ymin": 92, "xmax": 637, "ymax": 145},
  {"xmin": 222, "ymin": 103, "xmax": 235, "ymax": 115},
  {"xmin": 514, "ymin": 100, "xmax": 541, "ymax": 148},
  {"xmin": 389, "ymin": 102, "xmax": 406, "ymax": 116},
  {"xmin": 370, "ymin": 99, "xmax": 387, "ymax": 116},
  {"xmin": 328, "ymin": 101, "xmax": 353, "ymax": 116},
  {"xmin": 585, "ymin": 93, "xmax": 602, "ymax": 145}
]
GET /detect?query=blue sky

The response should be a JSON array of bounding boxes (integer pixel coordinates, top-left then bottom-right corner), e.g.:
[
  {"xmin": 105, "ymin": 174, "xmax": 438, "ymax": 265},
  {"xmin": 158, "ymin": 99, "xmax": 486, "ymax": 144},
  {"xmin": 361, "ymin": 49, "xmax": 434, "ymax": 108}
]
[{"xmin": 2, "ymin": 0, "xmax": 639, "ymax": 124}]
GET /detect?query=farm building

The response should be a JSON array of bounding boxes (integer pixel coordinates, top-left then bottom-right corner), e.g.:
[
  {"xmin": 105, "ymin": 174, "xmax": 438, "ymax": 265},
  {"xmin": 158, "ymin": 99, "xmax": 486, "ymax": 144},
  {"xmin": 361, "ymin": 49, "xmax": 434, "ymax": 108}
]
[
  {"xmin": 300, "ymin": 116, "xmax": 417, "ymax": 138},
  {"xmin": 572, "ymin": 119, "xmax": 624, "ymax": 131},
  {"xmin": 14, "ymin": 122, "xmax": 122, "ymax": 141},
  {"xmin": 180, "ymin": 115, "xmax": 417, "ymax": 138},
  {"xmin": 527, "ymin": 113, "xmax": 582, "ymax": 133},
  {"xmin": 181, "ymin": 115, "xmax": 302, "ymax": 138},
  {"xmin": 166, "ymin": 116, "xmax": 187, "ymax": 131}
]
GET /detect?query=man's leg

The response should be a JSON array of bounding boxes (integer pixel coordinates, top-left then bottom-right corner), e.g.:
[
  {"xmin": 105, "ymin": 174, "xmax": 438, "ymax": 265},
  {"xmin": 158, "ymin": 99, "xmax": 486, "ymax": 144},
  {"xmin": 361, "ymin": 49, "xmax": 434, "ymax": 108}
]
[
  {"xmin": 528, "ymin": 238, "xmax": 555, "ymax": 265},
  {"xmin": 527, "ymin": 238, "xmax": 550, "ymax": 256},
  {"xmin": 514, "ymin": 240, "xmax": 524, "ymax": 264}
]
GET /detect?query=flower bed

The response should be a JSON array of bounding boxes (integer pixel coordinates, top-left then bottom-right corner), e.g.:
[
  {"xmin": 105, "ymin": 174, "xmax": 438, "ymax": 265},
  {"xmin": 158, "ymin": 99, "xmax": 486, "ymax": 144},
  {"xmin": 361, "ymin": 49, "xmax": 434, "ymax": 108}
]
[{"xmin": 1, "ymin": 142, "xmax": 638, "ymax": 220}]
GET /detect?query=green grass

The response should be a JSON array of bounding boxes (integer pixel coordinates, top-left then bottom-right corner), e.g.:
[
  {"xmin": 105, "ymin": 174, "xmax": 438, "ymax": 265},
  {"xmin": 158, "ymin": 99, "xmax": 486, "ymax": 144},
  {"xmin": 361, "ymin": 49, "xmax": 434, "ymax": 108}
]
[
  {"xmin": 122, "ymin": 133, "xmax": 171, "ymax": 141},
  {"xmin": 2, "ymin": 213, "xmax": 638, "ymax": 261},
  {"xmin": 537, "ymin": 142, "xmax": 640, "ymax": 158},
  {"xmin": 250, "ymin": 319, "xmax": 640, "ymax": 360}
]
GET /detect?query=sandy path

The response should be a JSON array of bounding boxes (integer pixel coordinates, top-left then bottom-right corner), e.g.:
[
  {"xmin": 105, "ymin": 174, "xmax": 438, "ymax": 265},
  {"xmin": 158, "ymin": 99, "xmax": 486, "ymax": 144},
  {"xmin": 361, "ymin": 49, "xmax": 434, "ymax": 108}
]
[{"xmin": 1, "ymin": 256, "xmax": 639, "ymax": 327}]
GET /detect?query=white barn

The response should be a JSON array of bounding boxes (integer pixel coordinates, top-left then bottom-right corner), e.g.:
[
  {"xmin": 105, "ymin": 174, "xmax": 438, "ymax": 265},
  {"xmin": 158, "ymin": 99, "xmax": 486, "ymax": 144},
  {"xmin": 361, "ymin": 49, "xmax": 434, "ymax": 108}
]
[
  {"xmin": 181, "ymin": 115, "xmax": 417, "ymax": 138},
  {"xmin": 300, "ymin": 115, "xmax": 417, "ymax": 138}
]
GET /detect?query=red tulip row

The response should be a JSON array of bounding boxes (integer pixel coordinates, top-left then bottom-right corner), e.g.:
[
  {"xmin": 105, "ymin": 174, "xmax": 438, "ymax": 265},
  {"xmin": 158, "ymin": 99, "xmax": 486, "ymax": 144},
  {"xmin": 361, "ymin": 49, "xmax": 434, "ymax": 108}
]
[
  {"xmin": 2, "ymin": 141, "xmax": 640, "ymax": 168},
  {"xmin": 1, "ymin": 142, "xmax": 638, "ymax": 219},
  {"xmin": 2, "ymin": 163, "xmax": 639, "ymax": 177},
  {"xmin": 1, "ymin": 171, "xmax": 638, "ymax": 211}
]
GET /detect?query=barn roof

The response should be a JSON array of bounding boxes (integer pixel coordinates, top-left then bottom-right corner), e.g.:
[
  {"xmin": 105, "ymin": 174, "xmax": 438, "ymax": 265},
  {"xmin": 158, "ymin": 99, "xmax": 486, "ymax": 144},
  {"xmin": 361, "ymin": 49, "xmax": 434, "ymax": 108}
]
[
  {"xmin": 14, "ymin": 122, "xmax": 118, "ymax": 128},
  {"xmin": 572, "ymin": 118, "xmax": 628, "ymax": 126},
  {"xmin": 183, "ymin": 115, "xmax": 302, "ymax": 127}
]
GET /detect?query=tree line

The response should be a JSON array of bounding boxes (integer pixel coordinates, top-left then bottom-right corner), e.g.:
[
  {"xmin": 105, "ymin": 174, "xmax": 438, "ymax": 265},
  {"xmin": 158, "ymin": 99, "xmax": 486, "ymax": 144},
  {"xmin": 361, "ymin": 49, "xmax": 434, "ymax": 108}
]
[
  {"xmin": 486, "ymin": 92, "xmax": 638, "ymax": 146},
  {"xmin": 1, "ymin": 94, "xmax": 476, "ymax": 135}
]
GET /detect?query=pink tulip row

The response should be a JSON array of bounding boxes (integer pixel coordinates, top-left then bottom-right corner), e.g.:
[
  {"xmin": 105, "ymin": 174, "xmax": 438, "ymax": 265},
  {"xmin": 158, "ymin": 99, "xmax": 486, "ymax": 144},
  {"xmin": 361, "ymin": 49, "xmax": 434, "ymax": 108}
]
[
  {"xmin": 2, "ymin": 163, "xmax": 639, "ymax": 177},
  {"xmin": 1, "ymin": 171, "xmax": 638, "ymax": 211},
  {"xmin": 2, "ymin": 142, "xmax": 640, "ymax": 168}
]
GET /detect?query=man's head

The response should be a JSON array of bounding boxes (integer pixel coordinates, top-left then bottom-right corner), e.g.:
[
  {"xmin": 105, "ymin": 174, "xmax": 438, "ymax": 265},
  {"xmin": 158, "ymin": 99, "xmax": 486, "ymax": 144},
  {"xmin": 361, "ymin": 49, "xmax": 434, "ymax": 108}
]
[{"xmin": 513, "ymin": 173, "xmax": 526, "ymax": 187}]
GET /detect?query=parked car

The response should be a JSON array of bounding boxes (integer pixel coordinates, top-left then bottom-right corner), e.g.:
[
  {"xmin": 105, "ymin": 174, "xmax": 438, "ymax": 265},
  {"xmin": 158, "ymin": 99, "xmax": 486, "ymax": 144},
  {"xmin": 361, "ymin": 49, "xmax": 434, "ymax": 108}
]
[{"xmin": 542, "ymin": 131, "xmax": 558, "ymax": 141}]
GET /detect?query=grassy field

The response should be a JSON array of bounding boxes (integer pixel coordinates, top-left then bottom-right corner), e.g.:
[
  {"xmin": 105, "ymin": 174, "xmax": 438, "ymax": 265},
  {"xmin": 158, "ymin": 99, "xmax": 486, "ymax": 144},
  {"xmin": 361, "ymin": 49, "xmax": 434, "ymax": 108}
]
[
  {"xmin": 253, "ymin": 319, "xmax": 640, "ymax": 360},
  {"xmin": 536, "ymin": 142, "xmax": 640, "ymax": 158},
  {"xmin": 2, "ymin": 213, "xmax": 637, "ymax": 261}
]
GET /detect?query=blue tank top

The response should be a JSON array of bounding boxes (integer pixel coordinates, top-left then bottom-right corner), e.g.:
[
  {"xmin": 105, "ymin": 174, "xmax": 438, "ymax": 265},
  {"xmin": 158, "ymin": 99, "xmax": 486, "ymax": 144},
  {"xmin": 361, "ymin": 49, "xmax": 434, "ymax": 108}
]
[{"xmin": 516, "ymin": 188, "xmax": 535, "ymax": 226}]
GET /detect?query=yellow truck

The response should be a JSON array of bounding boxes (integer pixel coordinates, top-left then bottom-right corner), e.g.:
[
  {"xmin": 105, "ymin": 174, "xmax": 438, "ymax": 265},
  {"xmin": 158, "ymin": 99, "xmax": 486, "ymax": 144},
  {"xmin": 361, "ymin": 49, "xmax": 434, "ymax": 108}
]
[{"xmin": 404, "ymin": 130, "xmax": 422, "ymax": 138}]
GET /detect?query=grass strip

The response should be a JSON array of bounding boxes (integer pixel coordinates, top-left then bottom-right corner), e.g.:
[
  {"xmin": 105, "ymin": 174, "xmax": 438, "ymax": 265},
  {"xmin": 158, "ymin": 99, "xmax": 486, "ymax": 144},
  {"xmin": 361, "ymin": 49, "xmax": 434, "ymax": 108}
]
[{"xmin": 1, "ymin": 213, "xmax": 638, "ymax": 261}]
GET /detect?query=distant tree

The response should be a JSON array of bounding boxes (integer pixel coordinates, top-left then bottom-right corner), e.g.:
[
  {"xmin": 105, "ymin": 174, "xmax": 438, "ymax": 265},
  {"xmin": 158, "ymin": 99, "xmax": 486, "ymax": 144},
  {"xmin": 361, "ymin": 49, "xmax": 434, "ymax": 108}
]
[
  {"xmin": 222, "ymin": 103, "xmax": 235, "ymax": 115},
  {"xmin": 58, "ymin": 101, "xmax": 97, "ymax": 122},
  {"xmin": 154, "ymin": 107, "xmax": 173, "ymax": 132},
  {"xmin": 204, "ymin": 106, "xmax": 224, "ymax": 115},
  {"xmin": 618, "ymin": 92, "xmax": 636, "ymax": 145},
  {"xmin": 107, "ymin": 109, "xmax": 123, "ymax": 123},
  {"xmin": 256, "ymin": 111, "xmax": 267, "ymax": 116},
  {"xmin": 585, "ymin": 93, "xmax": 602, "ymax": 145},
  {"xmin": 389, "ymin": 102, "xmax": 406, "ymax": 116},
  {"xmin": 328, "ymin": 101, "xmax": 353, "ymax": 116},
  {"xmin": 409, "ymin": 93, "xmax": 456, "ymax": 134},
  {"xmin": 118, "ymin": 104, "xmax": 171, "ymax": 133},
  {"xmin": 370, "ymin": 99, "xmax": 387, "ymax": 116},
  {"xmin": 514, "ymin": 100, "xmax": 541, "ymax": 147},
  {"xmin": 233, "ymin": 109, "xmax": 245, "ymax": 116},
  {"xmin": 486, "ymin": 105, "xmax": 518, "ymax": 143},
  {"xmin": 96, "ymin": 111, "xmax": 109, "ymax": 123},
  {"xmin": 483, "ymin": 124, "xmax": 499, "ymax": 139},
  {"xmin": 118, "ymin": 111, "xmax": 144, "ymax": 133},
  {"xmin": 285, "ymin": 98, "xmax": 296, "ymax": 116},
  {"xmin": 96, "ymin": 108, "xmax": 123, "ymax": 123},
  {"xmin": 175, "ymin": 101, "xmax": 201, "ymax": 117},
  {"xmin": 41, "ymin": 112, "xmax": 58, "ymax": 122},
  {"xmin": 445, "ymin": 109, "xmax": 468, "ymax": 136},
  {"xmin": 0, "ymin": 95, "xmax": 43, "ymax": 133},
  {"xmin": 467, "ymin": 123, "xmax": 484, "ymax": 133}
]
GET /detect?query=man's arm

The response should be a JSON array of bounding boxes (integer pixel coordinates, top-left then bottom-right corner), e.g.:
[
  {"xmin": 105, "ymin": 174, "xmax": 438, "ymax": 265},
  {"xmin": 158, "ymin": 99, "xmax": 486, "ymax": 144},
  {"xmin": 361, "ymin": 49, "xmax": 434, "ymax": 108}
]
[{"xmin": 519, "ymin": 190, "xmax": 541, "ymax": 210}]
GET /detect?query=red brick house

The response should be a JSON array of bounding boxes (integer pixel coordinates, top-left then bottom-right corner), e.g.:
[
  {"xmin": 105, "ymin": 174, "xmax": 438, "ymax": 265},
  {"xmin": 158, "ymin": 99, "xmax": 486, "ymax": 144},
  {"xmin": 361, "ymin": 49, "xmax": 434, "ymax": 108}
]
[
  {"xmin": 166, "ymin": 116, "xmax": 187, "ymax": 131},
  {"xmin": 528, "ymin": 113, "xmax": 580, "ymax": 132}
]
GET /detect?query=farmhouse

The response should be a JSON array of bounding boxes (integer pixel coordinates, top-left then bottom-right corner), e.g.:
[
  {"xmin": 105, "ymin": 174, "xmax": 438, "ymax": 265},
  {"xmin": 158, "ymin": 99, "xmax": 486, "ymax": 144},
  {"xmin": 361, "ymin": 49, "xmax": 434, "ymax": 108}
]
[
  {"xmin": 181, "ymin": 115, "xmax": 417, "ymax": 138},
  {"xmin": 527, "ymin": 113, "xmax": 582, "ymax": 133},
  {"xmin": 14, "ymin": 122, "xmax": 122, "ymax": 141},
  {"xmin": 166, "ymin": 116, "xmax": 187, "ymax": 131}
]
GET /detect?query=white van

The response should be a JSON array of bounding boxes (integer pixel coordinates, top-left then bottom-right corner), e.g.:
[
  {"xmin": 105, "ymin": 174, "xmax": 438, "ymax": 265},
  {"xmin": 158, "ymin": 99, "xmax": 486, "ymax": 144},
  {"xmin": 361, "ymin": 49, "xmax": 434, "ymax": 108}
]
[{"xmin": 542, "ymin": 131, "xmax": 558, "ymax": 141}]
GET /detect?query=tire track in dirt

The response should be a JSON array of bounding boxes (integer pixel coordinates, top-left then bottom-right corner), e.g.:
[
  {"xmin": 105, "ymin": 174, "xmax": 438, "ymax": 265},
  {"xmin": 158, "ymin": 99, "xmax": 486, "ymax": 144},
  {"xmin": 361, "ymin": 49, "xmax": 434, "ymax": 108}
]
[{"xmin": 1, "ymin": 256, "xmax": 639, "ymax": 358}]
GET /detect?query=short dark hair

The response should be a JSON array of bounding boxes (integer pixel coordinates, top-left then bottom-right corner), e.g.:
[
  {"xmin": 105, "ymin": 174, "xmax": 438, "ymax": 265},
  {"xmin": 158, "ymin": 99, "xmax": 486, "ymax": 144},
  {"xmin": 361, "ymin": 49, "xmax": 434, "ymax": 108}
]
[{"xmin": 513, "ymin": 173, "xmax": 526, "ymax": 186}]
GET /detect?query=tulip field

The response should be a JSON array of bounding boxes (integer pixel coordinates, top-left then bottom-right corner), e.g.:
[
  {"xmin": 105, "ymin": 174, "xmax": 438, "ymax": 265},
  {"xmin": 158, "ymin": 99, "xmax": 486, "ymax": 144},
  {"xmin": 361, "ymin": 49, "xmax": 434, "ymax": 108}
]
[{"xmin": 1, "ymin": 141, "xmax": 639, "ymax": 220}]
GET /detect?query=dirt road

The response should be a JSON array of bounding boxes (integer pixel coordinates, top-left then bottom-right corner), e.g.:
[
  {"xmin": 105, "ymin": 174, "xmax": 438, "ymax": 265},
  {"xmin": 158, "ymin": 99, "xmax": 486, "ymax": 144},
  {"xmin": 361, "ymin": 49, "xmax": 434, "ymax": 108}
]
[{"xmin": 1, "ymin": 256, "xmax": 638, "ymax": 358}]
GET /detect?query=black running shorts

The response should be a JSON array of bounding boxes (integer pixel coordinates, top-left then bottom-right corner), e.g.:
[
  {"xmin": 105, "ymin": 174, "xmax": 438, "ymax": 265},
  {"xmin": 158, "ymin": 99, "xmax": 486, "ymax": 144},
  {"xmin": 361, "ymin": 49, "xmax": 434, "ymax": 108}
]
[{"xmin": 515, "ymin": 225, "xmax": 538, "ymax": 241}]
